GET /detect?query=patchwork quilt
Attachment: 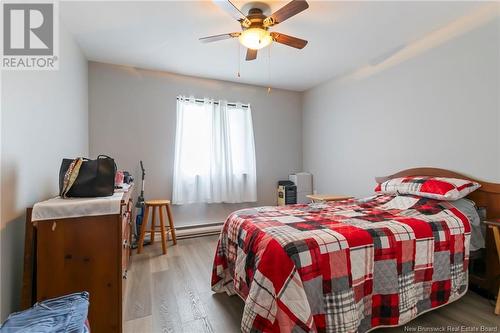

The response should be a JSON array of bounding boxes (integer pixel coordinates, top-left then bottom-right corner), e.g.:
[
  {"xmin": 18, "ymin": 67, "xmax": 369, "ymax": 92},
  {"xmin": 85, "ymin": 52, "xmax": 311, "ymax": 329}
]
[{"xmin": 211, "ymin": 195, "xmax": 471, "ymax": 333}]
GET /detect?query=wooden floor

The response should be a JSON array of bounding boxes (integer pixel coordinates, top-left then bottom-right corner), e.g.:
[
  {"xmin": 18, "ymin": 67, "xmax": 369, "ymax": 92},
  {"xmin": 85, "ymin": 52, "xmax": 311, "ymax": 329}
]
[{"xmin": 123, "ymin": 235, "xmax": 499, "ymax": 333}]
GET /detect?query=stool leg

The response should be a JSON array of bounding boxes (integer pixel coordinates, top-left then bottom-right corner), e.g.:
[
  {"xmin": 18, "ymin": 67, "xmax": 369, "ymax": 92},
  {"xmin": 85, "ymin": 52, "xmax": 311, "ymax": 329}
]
[
  {"xmin": 158, "ymin": 205, "xmax": 167, "ymax": 255},
  {"xmin": 166, "ymin": 203, "xmax": 177, "ymax": 245},
  {"xmin": 164, "ymin": 205, "xmax": 170, "ymax": 242},
  {"xmin": 150, "ymin": 206, "xmax": 156, "ymax": 243},
  {"xmin": 137, "ymin": 206, "xmax": 150, "ymax": 254},
  {"xmin": 492, "ymin": 226, "xmax": 500, "ymax": 315},
  {"xmin": 495, "ymin": 287, "xmax": 500, "ymax": 315}
]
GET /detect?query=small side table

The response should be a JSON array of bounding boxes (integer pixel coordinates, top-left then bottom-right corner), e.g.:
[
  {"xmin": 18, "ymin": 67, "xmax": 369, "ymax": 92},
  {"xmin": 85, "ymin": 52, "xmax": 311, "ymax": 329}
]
[
  {"xmin": 306, "ymin": 194, "xmax": 354, "ymax": 203},
  {"xmin": 484, "ymin": 219, "xmax": 500, "ymax": 315}
]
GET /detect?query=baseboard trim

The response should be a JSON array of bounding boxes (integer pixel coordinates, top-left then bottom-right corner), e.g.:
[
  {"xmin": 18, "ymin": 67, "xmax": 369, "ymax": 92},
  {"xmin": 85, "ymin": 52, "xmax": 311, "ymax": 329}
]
[
  {"xmin": 175, "ymin": 222, "xmax": 224, "ymax": 240},
  {"xmin": 176, "ymin": 221, "xmax": 224, "ymax": 230}
]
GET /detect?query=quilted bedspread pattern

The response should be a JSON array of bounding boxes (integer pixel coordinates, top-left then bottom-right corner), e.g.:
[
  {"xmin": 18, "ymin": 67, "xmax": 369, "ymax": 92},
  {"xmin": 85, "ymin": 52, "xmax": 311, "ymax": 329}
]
[{"xmin": 211, "ymin": 195, "xmax": 471, "ymax": 333}]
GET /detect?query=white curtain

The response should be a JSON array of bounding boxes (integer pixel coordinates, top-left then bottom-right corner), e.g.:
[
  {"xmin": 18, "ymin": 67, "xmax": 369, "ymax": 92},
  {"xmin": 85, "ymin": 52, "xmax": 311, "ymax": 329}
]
[{"xmin": 172, "ymin": 96, "xmax": 257, "ymax": 204}]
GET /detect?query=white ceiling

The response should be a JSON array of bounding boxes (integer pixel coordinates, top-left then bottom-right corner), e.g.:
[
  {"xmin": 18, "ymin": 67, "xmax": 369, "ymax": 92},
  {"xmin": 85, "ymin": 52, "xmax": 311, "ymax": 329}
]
[{"xmin": 60, "ymin": 1, "xmax": 485, "ymax": 91}]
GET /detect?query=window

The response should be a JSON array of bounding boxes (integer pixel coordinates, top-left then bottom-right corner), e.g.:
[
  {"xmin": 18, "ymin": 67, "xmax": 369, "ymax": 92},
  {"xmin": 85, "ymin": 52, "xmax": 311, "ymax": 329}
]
[{"xmin": 172, "ymin": 96, "xmax": 257, "ymax": 204}]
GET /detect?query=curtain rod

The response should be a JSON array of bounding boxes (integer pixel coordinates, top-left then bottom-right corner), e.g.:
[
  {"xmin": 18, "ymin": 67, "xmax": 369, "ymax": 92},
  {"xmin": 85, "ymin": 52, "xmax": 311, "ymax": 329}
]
[{"xmin": 177, "ymin": 97, "xmax": 249, "ymax": 108}]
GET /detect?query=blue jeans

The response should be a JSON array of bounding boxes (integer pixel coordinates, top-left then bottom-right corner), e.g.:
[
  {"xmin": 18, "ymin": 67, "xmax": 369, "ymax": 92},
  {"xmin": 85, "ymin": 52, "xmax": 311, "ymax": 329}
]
[{"xmin": 0, "ymin": 292, "xmax": 90, "ymax": 333}]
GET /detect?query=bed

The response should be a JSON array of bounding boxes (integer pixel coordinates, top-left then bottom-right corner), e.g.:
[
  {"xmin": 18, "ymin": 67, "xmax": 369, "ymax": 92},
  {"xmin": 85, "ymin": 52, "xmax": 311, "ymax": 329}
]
[{"xmin": 211, "ymin": 168, "xmax": 500, "ymax": 333}]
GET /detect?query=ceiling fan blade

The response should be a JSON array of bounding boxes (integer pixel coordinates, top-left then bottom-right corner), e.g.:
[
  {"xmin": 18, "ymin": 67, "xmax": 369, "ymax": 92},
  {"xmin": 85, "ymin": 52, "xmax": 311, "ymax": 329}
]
[
  {"xmin": 199, "ymin": 32, "xmax": 240, "ymax": 43},
  {"xmin": 213, "ymin": 0, "xmax": 251, "ymax": 27},
  {"xmin": 271, "ymin": 32, "xmax": 308, "ymax": 49},
  {"xmin": 264, "ymin": 0, "xmax": 309, "ymax": 26},
  {"xmin": 246, "ymin": 48, "xmax": 257, "ymax": 61}
]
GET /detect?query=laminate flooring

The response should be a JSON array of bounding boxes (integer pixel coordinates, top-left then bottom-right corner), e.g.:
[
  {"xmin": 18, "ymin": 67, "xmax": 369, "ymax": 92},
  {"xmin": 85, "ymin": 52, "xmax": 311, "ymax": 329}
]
[{"xmin": 123, "ymin": 235, "xmax": 499, "ymax": 333}]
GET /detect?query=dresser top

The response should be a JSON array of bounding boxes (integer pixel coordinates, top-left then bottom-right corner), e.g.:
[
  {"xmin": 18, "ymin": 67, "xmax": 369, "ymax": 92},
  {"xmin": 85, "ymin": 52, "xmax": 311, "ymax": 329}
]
[{"xmin": 32, "ymin": 184, "xmax": 134, "ymax": 222}]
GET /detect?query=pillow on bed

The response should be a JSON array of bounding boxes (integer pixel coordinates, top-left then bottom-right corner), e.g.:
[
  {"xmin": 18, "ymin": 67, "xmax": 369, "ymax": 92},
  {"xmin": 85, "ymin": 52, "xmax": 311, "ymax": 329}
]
[{"xmin": 375, "ymin": 176, "xmax": 481, "ymax": 200}]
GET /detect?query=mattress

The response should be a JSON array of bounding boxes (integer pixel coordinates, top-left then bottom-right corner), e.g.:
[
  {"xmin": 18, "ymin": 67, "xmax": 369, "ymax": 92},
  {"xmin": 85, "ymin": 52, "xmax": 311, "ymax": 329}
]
[
  {"xmin": 449, "ymin": 198, "xmax": 484, "ymax": 251},
  {"xmin": 211, "ymin": 194, "xmax": 476, "ymax": 333}
]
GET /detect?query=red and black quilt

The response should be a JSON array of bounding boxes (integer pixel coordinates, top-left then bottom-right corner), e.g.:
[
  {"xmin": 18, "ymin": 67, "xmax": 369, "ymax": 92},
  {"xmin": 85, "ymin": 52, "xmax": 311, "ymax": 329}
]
[{"xmin": 211, "ymin": 194, "xmax": 471, "ymax": 333}]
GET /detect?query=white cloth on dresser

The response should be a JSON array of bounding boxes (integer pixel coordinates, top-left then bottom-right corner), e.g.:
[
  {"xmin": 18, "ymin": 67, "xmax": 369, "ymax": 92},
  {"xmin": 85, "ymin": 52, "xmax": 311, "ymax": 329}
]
[{"xmin": 32, "ymin": 192, "xmax": 124, "ymax": 221}]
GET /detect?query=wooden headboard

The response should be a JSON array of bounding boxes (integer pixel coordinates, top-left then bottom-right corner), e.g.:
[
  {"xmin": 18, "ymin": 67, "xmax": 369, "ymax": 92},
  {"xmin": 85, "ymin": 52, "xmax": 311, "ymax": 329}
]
[{"xmin": 375, "ymin": 167, "xmax": 500, "ymax": 219}]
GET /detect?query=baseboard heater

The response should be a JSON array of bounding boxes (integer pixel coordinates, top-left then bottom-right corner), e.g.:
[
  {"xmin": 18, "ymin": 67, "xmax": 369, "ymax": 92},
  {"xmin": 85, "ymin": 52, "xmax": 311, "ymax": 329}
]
[{"xmin": 174, "ymin": 222, "xmax": 224, "ymax": 240}]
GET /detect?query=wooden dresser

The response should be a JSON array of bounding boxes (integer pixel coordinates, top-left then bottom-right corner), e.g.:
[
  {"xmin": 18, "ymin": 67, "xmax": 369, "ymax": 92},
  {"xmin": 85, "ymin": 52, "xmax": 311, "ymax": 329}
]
[{"xmin": 27, "ymin": 185, "xmax": 133, "ymax": 333}]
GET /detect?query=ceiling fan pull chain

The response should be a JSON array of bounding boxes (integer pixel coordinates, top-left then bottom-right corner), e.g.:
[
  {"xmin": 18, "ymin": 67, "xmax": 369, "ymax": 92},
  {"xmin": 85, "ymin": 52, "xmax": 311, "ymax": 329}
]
[
  {"xmin": 237, "ymin": 42, "xmax": 241, "ymax": 78},
  {"xmin": 267, "ymin": 45, "xmax": 271, "ymax": 94}
]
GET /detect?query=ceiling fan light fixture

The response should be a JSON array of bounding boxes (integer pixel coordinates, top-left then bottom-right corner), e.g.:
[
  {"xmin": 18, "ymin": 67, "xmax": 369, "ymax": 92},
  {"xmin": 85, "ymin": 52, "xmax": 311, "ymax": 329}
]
[{"xmin": 239, "ymin": 28, "xmax": 273, "ymax": 50}]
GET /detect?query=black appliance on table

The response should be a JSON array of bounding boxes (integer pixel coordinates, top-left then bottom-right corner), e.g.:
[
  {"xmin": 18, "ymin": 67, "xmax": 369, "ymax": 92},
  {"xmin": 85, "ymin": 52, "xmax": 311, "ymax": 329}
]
[{"xmin": 278, "ymin": 180, "xmax": 297, "ymax": 205}]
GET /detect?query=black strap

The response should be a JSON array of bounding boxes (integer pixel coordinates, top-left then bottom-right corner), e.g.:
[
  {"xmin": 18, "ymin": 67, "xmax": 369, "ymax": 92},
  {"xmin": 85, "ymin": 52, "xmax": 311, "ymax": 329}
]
[{"xmin": 96, "ymin": 155, "xmax": 117, "ymax": 173}]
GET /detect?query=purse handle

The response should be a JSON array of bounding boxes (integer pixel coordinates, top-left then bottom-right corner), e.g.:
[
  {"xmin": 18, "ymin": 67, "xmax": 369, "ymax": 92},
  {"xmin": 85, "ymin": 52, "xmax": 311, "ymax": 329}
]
[
  {"xmin": 73, "ymin": 155, "xmax": 117, "ymax": 174},
  {"xmin": 97, "ymin": 154, "xmax": 117, "ymax": 174}
]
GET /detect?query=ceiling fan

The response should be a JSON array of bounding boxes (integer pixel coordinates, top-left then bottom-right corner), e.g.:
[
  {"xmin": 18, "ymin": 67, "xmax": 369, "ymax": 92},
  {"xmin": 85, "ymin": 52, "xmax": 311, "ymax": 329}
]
[{"xmin": 200, "ymin": 0, "xmax": 309, "ymax": 61}]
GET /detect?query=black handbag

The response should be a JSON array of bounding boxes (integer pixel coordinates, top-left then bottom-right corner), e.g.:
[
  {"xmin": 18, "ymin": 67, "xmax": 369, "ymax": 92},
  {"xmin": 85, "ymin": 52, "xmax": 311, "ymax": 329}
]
[{"xmin": 59, "ymin": 155, "xmax": 116, "ymax": 197}]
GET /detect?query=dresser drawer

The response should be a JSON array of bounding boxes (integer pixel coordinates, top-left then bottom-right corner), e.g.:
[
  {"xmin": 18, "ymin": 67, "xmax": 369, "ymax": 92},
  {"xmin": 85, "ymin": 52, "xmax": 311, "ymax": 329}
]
[
  {"xmin": 121, "ymin": 199, "xmax": 132, "ymax": 238},
  {"xmin": 121, "ymin": 202, "xmax": 132, "ymax": 279},
  {"xmin": 121, "ymin": 224, "xmax": 130, "ymax": 278},
  {"xmin": 121, "ymin": 212, "xmax": 131, "ymax": 239},
  {"xmin": 121, "ymin": 199, "xmax": 132, "ymax": 232}
]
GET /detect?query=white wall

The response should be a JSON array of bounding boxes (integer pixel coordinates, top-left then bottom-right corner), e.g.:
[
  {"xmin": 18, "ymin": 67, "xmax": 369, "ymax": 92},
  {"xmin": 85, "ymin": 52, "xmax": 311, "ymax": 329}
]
[
  {"xmin": 88, "ymin": 62, "xmax": 302, "ymax": 226},
  {"xmin": 0, "ymin": 25, "xmax": 89, "ymax": 320},
  {"xmin": 303, "ymin": 18, "xmax": 500, "ymax": 198}
]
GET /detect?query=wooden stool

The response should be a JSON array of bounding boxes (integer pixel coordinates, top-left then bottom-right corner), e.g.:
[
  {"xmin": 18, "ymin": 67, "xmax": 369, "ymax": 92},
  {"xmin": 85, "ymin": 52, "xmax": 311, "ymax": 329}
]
[{"xmin": 137, "ymin": 200, "xmax": 177, "ymax": 255}]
